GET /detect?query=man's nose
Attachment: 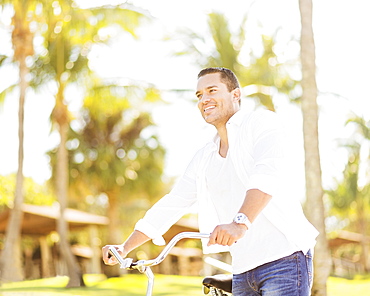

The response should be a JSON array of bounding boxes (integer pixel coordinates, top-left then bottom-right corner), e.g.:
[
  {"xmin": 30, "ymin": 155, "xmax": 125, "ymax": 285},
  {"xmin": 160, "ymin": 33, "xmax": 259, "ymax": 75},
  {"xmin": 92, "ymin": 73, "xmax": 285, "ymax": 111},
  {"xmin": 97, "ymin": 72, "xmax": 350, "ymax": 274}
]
[{"xmin": 199, "ymin": 94, "xmax": 211, "ymax": 104}]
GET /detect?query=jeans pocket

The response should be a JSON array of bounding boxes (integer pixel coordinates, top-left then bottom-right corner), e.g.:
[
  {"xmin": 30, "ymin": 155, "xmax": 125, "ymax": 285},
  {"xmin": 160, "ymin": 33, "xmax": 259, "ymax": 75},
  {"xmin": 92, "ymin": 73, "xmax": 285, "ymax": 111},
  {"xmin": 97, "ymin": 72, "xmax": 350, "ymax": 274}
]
[{"xmin": 305, "ymin": 250, "xmax": 313, "ymax": 289}]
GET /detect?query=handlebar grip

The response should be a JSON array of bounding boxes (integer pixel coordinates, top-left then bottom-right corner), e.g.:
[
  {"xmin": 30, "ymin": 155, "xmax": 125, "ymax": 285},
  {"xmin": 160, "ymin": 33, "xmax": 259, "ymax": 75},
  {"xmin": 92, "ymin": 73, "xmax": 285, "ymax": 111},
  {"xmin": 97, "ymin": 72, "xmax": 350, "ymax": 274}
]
[{"xmin": 108, "ymin": 247, "xmax": 133, "ymax": 269}]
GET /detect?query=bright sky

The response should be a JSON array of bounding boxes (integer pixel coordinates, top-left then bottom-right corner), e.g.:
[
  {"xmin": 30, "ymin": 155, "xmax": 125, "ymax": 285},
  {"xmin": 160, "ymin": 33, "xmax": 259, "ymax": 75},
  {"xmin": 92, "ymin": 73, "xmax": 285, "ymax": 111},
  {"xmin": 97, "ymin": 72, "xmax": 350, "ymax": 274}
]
[{"xmin": 0, "ymin": 0, "xmax": 369, "ymax": 201}]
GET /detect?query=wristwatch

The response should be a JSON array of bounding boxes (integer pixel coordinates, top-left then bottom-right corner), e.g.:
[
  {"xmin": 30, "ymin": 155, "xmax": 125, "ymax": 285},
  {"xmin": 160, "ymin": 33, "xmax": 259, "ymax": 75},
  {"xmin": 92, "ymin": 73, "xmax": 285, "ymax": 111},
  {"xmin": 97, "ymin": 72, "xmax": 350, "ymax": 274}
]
[{"xmin": 233, "ymin": 213, "xmax": 252, "ymax": 229}]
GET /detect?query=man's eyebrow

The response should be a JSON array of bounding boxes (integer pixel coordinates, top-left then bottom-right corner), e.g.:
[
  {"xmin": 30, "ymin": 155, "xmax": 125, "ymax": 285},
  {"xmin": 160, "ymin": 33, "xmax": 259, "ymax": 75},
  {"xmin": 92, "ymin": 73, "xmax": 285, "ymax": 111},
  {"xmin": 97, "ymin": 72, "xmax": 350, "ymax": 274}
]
[{"xmin": 195, "ymin": 85, "xmax": 218, "ymax": 96}]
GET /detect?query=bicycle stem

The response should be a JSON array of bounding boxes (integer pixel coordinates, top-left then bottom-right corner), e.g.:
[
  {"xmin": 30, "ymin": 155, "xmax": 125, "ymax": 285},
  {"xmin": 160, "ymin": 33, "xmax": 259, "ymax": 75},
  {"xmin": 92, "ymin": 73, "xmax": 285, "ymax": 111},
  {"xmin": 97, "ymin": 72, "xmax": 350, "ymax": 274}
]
[
  {"xmin": 143, "ymin": 232, "xmax": 210, "ymax": 296},
  {"xmin": 144, "ymin": 267, "xmax": 154, "ymax": 296}
]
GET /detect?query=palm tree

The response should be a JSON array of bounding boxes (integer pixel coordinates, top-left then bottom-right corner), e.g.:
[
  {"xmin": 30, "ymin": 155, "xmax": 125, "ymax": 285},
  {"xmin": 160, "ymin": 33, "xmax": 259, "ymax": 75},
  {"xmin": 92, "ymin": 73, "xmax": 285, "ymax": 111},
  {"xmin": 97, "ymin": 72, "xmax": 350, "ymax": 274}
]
[
  {"xmin": 299, "ymin": 0, "xmax": 331, "ymax": 295},
  {"xmin": 29, "ymin": 0, "xmax": 148, "ymax": 287},
  {"xmin": 0, "ymin": 0, "xmax": 35, "ymax": 282},
  {"xmin": 62, "ymin": 81, "xmax": 167, "ymax": 275},
  {"xmin": 174, "ymin": 12, "xmax": 299, "ymax": 110}
]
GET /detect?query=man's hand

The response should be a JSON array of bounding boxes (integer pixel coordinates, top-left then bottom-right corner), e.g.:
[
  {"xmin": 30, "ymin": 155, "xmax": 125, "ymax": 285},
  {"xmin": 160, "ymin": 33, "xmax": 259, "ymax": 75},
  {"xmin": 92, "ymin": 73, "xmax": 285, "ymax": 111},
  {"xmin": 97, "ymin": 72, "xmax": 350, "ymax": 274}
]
[
  {"xmin": 102, "ymin": 230, "xmax": 151, "ymax": 265},
  {"xmin": 208, "ymin": 222, "xmax": 247, "ymax": 246},
  {"xmin": 102, "ymin": 244, "xmax": 127, "ymax": 265}
]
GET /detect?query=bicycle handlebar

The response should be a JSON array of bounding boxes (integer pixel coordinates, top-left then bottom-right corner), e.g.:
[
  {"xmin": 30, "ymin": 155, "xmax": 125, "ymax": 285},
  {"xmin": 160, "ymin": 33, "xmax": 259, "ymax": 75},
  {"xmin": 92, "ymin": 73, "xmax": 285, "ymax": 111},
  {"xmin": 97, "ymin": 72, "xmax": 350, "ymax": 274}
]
[{"xmin": 109, "ymin": 232, "xmax": 210, "ymax": 272}]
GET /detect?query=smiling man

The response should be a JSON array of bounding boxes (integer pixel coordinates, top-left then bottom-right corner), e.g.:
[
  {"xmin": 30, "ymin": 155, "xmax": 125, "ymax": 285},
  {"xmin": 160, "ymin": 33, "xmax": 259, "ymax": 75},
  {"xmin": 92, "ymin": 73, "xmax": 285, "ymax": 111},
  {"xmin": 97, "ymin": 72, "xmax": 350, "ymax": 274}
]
[{"xmin": 102, "ymin": 67, "xmax": 319, "ymax": 296}]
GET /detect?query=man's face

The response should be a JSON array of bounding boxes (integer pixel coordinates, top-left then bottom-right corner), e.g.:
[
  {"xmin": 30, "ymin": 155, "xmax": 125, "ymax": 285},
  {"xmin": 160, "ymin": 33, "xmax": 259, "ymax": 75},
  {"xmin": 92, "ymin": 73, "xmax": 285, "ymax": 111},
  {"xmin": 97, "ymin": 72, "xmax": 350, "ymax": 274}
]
[{"xmin": 196, "ymin": 73, "xmax": 240, "ymax": 128}]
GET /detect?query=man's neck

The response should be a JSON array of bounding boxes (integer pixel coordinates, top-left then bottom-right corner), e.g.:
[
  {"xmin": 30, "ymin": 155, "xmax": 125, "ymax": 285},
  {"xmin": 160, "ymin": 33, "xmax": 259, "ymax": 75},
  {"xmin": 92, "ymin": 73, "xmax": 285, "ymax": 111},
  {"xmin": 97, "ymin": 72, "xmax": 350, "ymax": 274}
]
[
  {"xmin": 214, "ymin": 109, "xmax": 239, "ymax": 157},
  {"xmin": 217, "ymin": 126, "xmax": 228, "ymax": 158}
]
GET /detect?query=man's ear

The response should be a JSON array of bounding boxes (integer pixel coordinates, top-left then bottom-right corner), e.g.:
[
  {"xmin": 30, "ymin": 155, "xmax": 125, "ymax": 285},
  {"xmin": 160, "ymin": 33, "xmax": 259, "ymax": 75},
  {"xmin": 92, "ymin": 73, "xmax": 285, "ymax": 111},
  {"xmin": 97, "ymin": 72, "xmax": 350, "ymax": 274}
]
[{"xmin": 233, "ymin": 88, "xmax": 241, "ymax": 103}]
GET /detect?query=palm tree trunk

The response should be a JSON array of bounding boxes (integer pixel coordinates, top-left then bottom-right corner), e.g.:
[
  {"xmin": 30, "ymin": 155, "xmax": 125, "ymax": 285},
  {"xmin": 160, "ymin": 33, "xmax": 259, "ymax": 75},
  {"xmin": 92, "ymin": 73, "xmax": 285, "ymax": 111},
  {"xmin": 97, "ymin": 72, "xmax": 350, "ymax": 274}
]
[
  {"xmin": 55, "ymin": 120, "xmax": 85, "ymax": 287},
  {"xmin": 52, "ymin": 30, "xmax": 85, "ymax": 287},
  {"xmin": 0, "ymin": 56, "xmax": 26, "ymax": 283},
  {"xmin": 54, "ymin": 87, "xmax": 85, "ymax": 287},
  {"xmin": 0, "ymin": 2, "xmax": 33, "ymax": 281},
  {"xmin": 299, "ymin": 0, "xmax": 331, "ymax": 295}
]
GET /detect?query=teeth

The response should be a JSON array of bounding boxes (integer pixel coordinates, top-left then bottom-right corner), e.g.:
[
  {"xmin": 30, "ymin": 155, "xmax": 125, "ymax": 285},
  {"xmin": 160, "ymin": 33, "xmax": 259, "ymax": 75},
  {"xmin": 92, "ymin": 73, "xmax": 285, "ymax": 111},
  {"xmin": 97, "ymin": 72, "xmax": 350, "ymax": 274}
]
[{"xmin": 204, "ymin": 106, "xmax": 215, "ymax": 112}]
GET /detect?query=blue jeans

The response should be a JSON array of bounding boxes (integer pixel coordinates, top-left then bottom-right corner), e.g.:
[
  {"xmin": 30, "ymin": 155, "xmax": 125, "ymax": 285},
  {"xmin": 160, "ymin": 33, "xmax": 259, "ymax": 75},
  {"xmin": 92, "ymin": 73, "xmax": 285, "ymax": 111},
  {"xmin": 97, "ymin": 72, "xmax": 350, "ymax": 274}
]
[{"xmin": 232, "ymin": 250, "xmax": 313, "ymax": 296}]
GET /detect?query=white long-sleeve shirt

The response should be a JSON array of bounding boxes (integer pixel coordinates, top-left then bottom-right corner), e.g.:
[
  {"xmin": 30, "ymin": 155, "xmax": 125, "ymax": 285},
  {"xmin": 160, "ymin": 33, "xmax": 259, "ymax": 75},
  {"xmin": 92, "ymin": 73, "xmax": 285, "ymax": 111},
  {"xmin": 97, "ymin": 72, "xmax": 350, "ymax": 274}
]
[{"xmin": 135, "ymin": 109, "xmax": 319, "ymax": 272}]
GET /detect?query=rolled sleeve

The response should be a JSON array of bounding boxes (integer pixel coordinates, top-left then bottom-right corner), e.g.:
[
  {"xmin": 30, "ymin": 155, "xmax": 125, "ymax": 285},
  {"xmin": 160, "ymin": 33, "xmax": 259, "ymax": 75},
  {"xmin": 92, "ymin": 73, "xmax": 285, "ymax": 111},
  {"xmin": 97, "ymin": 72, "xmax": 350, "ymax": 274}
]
[
  {"xmin": 135, "ymin": 219, "xmax": 166, "ymax": 246},
  {"xmin": 246, "ymin": 171, "xmax": 280, "ymax": 196}
]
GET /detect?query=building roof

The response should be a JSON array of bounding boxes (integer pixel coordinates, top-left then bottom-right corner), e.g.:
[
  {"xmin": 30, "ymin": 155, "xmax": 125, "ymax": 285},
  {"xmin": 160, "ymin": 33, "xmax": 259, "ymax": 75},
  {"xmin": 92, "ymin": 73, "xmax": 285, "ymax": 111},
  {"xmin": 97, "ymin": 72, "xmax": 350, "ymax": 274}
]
[
  {"xmin": 0, "ymin": 204, "xmax": 109, "ymax": 235},
  {"xmin": 329, "ymin": 230, "xmax": 370, "ymax": 249}
]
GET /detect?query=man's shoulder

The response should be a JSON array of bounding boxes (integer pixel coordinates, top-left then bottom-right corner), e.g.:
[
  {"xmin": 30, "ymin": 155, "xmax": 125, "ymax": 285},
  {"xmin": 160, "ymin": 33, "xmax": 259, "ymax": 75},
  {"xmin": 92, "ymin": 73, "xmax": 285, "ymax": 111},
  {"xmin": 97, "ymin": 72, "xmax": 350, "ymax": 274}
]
[
  {"xmin": 184, "ymin": 141, "xmax": 217, "ymax": 175},
  {"xmin": 241, "ymin": 108, "xmax": 279, "ymax": 125},
  {"xmin": 231, "ymin": 108, "xmax": 275, "ymax": 125},
  {"xmin": 247, "ymin": 108, "xmax": 276, "ymax": 118}
]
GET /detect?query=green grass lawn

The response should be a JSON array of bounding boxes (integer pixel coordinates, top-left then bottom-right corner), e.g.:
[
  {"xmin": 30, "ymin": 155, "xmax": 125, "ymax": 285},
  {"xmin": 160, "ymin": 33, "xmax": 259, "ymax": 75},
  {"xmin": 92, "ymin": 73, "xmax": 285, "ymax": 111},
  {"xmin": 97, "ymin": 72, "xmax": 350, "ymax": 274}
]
[
  {"xmin": 327, "ymin": 276, "xmax": 370, "ymax": 296},
  {"xmin": 0, "ymin": 274, "xmax": 203, "ymax": 296},
  {"xmin": 0, "ymin": 274, "xmax": 369, "ymax": 296}
]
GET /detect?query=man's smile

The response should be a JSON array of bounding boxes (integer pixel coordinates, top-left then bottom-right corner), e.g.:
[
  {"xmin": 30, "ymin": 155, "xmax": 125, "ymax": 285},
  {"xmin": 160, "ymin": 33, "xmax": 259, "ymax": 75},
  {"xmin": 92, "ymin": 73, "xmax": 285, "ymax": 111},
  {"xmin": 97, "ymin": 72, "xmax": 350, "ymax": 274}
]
[{"xmin": 204, "ymin": 105, "xmax": 216, "ymax": 113}]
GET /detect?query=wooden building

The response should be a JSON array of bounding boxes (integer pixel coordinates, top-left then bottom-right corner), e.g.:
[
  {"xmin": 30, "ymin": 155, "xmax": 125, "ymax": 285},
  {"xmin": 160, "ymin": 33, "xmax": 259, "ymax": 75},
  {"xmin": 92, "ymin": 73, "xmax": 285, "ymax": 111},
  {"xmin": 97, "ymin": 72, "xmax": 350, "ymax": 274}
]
[
  {"xmin": 329, "ymin": 230, "xmax": 370, "ymax": 277},
  {"xmin": 0, "ymin": 204, "xmax": 109, "ymax": 279}
]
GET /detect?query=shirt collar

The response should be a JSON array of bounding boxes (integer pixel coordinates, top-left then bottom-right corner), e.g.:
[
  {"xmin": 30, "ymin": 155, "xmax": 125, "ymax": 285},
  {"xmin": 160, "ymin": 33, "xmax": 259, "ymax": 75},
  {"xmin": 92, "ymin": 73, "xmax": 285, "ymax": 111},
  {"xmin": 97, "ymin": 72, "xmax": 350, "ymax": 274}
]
[
  {"xmin": 227, "ymin": 109, "xmax": 248, "ymax": 126},
  {"xmin": 210, "ymin": 109, "xmax": 248, "ymax": 146}
]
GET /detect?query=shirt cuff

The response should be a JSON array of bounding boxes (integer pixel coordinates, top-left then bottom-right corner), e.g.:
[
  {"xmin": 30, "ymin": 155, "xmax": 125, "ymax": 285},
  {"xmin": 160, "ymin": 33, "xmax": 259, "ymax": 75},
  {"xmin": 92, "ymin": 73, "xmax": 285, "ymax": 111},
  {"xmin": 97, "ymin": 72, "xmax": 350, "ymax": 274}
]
[{"xmin": 135, "ymin": 219, "xmax": 166, "ymax": 246}]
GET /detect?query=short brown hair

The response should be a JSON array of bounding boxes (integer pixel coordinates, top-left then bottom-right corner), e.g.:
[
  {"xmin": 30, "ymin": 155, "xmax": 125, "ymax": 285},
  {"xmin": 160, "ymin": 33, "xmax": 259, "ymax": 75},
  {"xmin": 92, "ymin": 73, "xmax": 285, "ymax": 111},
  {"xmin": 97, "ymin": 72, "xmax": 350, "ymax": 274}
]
[{"xmin": 197, "ymin": 67, "xmax": 240, "ymax": 92}]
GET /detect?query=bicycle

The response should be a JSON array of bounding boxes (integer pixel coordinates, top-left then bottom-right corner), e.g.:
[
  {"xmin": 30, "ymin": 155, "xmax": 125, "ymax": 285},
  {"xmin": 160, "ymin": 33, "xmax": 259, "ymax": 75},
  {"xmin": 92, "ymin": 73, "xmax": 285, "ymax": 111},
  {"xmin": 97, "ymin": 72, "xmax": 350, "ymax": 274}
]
[{"xmin": 109, "ymin": 232, "xmax": 233, "ymax": 296}]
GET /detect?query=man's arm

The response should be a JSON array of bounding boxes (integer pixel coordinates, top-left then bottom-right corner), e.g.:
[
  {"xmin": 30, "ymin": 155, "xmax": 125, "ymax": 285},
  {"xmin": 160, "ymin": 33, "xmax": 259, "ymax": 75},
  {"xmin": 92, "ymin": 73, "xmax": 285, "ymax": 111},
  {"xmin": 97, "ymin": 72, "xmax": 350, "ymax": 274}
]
[
  {"xmin": 208, "ymin": 189, "xmax": 271, "ymax": 246},
  {"xmin": 238, "ymin": 188, "xmax": 272, "ymax": 222},
  {"xmin": 102, "ymin": 230, "xmax": 150, "ymax": 265}
]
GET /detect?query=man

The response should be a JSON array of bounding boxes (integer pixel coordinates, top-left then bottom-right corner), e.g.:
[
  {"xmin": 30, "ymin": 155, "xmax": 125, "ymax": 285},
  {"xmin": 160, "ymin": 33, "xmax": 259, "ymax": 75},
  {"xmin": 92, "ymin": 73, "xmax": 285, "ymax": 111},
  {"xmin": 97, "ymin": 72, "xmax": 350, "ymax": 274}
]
[{"xmin": 102, "ymin": 67, "xmax": 319, "ymax": 296}]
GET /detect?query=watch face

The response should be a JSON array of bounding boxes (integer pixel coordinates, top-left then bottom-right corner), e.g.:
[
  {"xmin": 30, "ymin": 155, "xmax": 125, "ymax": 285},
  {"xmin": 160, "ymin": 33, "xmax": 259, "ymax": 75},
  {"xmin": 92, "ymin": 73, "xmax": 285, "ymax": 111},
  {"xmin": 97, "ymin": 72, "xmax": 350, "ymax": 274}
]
[
  {"xmin": 234, "ymin": 213, "xmax": 251, "ymax": 229},
  {"xmin": 235, "ymin": 213, "xmax": 246, "ymax": 223}
]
